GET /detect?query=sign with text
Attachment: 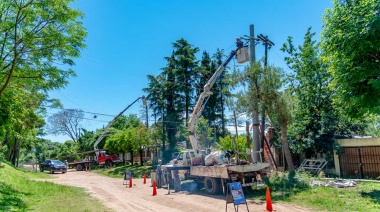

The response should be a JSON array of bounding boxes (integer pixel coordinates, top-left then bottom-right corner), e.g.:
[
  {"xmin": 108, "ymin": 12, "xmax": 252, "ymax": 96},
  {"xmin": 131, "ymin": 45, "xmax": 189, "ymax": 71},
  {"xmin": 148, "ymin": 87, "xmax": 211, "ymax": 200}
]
[
  {"xmin": 124, "ymin": 171, "xmax": 131, "ymax": 180},
  {"xmin": 228, "ymin": 182, "xmax": 246, "ymax": 205}
]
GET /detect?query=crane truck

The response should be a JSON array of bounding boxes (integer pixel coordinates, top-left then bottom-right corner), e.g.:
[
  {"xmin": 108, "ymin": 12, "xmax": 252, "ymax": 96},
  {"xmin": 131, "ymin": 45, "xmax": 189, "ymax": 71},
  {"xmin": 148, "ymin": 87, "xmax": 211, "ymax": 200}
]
[
  {"xmin": 62, "ymin": 96, "xmax": 147, "ymax": 171},
  {"xmin": 164, "ymin": 41, "xmax": 269, "ymax": 195}
]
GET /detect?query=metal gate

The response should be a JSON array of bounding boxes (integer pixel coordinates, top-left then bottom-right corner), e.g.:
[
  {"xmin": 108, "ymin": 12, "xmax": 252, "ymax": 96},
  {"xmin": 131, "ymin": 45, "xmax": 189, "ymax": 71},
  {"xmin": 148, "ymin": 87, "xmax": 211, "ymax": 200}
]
[{"xmin": 339, "ymin": 147, "xmax": 380, "ymax": 179}]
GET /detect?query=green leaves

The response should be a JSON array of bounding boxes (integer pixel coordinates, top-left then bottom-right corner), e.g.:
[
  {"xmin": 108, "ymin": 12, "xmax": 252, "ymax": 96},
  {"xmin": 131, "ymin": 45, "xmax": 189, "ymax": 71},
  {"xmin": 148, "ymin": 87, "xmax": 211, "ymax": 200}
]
[
  {"xmin": 0, "ymin": 0, "xmax": 86, "ymax": 165},
  {"xmin": 322, "ymin": 0, "xmax": 380, "ymax": 118},
  {"xmin": 282, "ymin": 28, "xmax": 337, "ymax": 155}
]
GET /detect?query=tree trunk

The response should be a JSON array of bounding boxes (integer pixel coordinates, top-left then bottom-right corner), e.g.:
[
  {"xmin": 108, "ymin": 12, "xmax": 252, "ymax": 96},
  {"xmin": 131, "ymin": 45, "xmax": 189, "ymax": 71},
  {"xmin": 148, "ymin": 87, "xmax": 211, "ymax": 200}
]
[
  {"xmin": 162, "ymin": 109, "xmax": 166, "ymax": 150},
  {"xmin": 140, "ymin": 149, "xmax": 144, "ymax": 166},
  {"xmin": 130, "ymin": 151, "xmax": 134, "ymax": 165},
  {"xmin": 280, "ymin": 123, "xmax": 295, "ymax": 171}
]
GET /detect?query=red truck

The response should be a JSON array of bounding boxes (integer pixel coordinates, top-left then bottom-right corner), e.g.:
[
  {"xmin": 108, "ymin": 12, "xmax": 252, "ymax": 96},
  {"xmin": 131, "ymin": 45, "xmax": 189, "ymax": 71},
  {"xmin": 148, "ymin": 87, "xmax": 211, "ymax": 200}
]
[{"xmin": 63, "ymin": 149, "xmax": 121, "ymax": 171}]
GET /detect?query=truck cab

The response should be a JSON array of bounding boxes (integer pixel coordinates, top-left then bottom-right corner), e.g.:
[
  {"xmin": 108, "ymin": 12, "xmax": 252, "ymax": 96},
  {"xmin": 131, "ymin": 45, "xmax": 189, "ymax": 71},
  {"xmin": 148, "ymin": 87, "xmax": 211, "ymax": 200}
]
[{"xmin": 97, "ymin": 151, "xmax": 120, "ymax": 167}]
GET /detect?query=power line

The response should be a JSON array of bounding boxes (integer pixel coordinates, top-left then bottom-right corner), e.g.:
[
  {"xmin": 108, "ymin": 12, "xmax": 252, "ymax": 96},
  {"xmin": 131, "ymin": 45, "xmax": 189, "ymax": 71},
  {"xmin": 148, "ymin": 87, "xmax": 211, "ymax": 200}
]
[{"xmin": 45, "ymin": 112, "xmax": 110, "ymax": 123}]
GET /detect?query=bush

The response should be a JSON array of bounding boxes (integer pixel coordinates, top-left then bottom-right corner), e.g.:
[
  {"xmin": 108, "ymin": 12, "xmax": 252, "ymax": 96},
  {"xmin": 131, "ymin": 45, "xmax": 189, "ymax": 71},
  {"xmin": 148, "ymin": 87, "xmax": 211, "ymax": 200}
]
[{"xmin": 265, "ymin": 171, "xmax": 311, "ymax": 195}]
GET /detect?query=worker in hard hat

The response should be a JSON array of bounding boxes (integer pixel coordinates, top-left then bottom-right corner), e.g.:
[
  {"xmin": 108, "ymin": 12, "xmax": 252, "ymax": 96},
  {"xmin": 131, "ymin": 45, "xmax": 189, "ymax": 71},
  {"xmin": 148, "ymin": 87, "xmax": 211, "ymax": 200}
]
[
  {"xmin": 156, "ymin": 159, "xmax": 163, "ymax": 188},
  {"xmin": 236, "ymin": 37, "xmax": 243, "ymax": 49}
]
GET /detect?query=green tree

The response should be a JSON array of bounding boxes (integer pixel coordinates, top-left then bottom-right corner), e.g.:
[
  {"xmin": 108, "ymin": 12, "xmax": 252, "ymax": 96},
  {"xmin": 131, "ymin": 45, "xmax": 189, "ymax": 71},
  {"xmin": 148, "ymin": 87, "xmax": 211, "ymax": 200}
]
[
  {"xmin": 282, "ymin": 28, "xmax": 337, "ymax": 157},
  {"xmin": 231, "ymin": 61, "xmax": 262, "ymax": 162},
  {"xmin": 197, "ymin": 49, "xmax": 229, "ymax": 142},
  {"xmin": 322, "ymin": 0, "xmax": 380, "ymax": 117},
  {"xmin": 143, "ymin": 74, "xmax": 167, "ymax": 150},
  {"xmin": 0, "ymin": 88, "xmax": 45, "ymax": 166},
  {"xmin": 134, "ymin": 126, "xmax": 149, "ymax": 166},
  {"xmin": 0, "ymin": 0, "xmax": 86, "ymax": 95},
  {"xmin": 104, "ymin": 114, "xmax": 147, "ymax": 165},
  {"xmin": 196, "ymin": 117, "xmax": 213, "ymax": 148},
  {"xmin": 172, "ymin": 38, "xmax": 199, "ymax": 125},
  {"xmin": 77, "ymin": 129, "xmax": 95, "ymax": 152},
  {"xmin": 216, "ymin": 136, "xmax": 250, "ymax": 161},
  {"xmin": 0, "ymin": 0, "xmax": 86, "ymax": 165},
  {"xmin": 363, "ymin": 115, "xmax": 380, "ymax": 137}
]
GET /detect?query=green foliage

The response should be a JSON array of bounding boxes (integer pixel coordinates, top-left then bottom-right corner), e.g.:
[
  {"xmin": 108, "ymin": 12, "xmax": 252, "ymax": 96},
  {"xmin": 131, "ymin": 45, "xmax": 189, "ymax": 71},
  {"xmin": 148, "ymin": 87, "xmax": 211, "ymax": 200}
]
[
  {"xmin": 93, "ymin": 163, "xmax": 153, "ymax": 179},
  {"xmin": 77, "ymin": 129, "xmax": 96, "ymax": 152},
  {"xmin": 259, "ymin": 171, "xmax": 380, "ymax": 211},
  {"xmin": 216, "ymin": 136, "xmax": 248, "ymax": 160},
  {"xmin": 144, "ymin": 38, "xmax": 200, "ymax": 150},
  {"xmin": 364, "ymin": 115, "xmax": 380, "ymax": 137},
  {"xmin": 104, "ymin": 114, "xmax": 149, "ymax": 165},
  {"xmin": 322, "ymin": 0, "xmax": 380, "ymax": 118},
  {"xmin": 195, "ymin": 117, "xmax": 213, "ymax": 148},
  {"xmin": 282, "ymin": 28, "xmax": 337, "ymax": 156},
  {"xmin": 0, "ymin": 0, "xmax": 86, "ymax": 165},
  {"xmin": 197, "ymin": 49, "xmax": 229, "ymax": 140},
  {"xmin": 266, "ymin": 171, "xmax": 311, "ymax": 193},
  {"xmin": 0, "ymin": 0, "xmax": 87, "ymax": 95}
]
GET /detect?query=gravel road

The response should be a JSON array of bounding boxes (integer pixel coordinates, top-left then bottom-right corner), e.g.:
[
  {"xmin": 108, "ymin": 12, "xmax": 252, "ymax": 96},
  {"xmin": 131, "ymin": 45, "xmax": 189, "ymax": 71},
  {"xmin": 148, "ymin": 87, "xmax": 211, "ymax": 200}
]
[{"xmin": 42, "ymin": 170, "xmax": 314, "ymax": 212}]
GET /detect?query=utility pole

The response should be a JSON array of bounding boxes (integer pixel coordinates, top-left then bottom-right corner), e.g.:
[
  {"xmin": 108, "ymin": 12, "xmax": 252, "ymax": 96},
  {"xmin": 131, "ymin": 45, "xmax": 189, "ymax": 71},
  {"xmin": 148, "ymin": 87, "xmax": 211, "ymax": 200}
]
[
  {"xmin": 249, "ymin": 24, "xmax": 261, "ymax": 163},
  {"xmin": 257, "ymin": 34, "xmax": 275, "ymax": 149}
]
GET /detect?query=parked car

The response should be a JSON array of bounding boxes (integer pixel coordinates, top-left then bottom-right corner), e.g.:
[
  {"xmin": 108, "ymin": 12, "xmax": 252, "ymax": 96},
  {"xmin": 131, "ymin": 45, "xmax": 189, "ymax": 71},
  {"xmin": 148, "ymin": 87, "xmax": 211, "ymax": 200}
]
[{"xmin": 39, "ymin": 159, "xmax": 67, "ymax": 174}]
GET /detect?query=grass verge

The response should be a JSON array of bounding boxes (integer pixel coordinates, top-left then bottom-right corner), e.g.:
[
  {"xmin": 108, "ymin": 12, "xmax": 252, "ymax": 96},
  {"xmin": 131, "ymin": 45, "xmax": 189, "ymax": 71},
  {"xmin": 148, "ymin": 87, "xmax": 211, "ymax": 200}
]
[
  {"xmin": 92, "ymin": 163, "xmax": 154, "ymax": 179},
  {"xmin": 245, "ymin": 171, "xmax": 380, "ymax": 212},
  {"xmin": 0, "ymin": 159, "xmax": 111, "ymax": 212}
]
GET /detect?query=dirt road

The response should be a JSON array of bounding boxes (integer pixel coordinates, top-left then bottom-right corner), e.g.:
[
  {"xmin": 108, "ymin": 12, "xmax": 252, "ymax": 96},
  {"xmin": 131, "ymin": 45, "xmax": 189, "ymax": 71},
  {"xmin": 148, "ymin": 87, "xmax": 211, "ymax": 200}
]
[{"xmin": 42, "ymin": 170, "xmax": 313, "ymax": 212}]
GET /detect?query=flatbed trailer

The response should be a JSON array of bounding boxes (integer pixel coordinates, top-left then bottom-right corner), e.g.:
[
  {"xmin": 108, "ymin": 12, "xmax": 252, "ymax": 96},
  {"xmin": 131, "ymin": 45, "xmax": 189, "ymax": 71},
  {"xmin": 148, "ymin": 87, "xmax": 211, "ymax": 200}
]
[
  {"xmin": 60, "ymin": 149, "xmax": 119, "ymax": 171},
  {"xmin": 164, "ymin": 162, "xmax": 268, "ymax": 194},
  {"xmin": 67, "ymin": 159, "xmax": 97, "ymax": 171}
]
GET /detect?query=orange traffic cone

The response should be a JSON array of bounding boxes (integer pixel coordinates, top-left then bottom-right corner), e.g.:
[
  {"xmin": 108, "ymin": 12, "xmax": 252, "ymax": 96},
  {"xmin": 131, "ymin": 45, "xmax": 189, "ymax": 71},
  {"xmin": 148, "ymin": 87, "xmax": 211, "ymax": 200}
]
[
  {"xmin": 129, "ymin": 176, "xmax": 133, "ymax": 188},
  {"xmin": 143, "ymin": 174, "xmax": 146, "ymax": 184},
  {"xmin": 265, "ymin": 187, "xmax": 275, "ymax": 211},
  {"xmin": 152, "ymin": 180, "xmax": 157, "ymax": 196}
]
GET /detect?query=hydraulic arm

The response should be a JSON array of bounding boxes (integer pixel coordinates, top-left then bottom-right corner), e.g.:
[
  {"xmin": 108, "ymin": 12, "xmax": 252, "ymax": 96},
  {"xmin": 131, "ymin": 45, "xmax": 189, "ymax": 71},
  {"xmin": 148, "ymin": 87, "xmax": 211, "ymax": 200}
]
[
  {"xmin": 188, "ymin": 49, "xmax": 237, "ymax": 154},
  {"xmin": 94, "ymin": 96, "xmax": 146, "ymax": 157}
]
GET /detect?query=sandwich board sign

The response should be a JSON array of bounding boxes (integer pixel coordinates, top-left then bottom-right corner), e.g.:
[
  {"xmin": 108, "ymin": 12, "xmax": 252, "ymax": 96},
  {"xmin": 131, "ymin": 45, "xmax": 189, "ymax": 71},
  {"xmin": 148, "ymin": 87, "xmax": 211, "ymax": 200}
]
[
  {"xmin": 225, "ymin": 182, "xmax": 249, "ymax": 212},
  {"xmin": 123, "ymin": 171, "xmax": 131, "ymax": 185}
]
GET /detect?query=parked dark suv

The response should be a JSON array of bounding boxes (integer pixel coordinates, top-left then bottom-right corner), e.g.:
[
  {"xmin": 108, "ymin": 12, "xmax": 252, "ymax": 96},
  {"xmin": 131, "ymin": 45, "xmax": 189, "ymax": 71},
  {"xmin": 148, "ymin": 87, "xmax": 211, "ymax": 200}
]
[{"xmin": 39, "ymin": 159, "xmax": 67, "ymax": 174}]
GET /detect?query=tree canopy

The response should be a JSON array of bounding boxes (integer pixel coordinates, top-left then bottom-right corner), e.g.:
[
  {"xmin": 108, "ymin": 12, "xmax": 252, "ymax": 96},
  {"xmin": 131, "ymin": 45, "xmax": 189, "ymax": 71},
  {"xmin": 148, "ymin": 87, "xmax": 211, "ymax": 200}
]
[
  {"xmin": 322, "ymin": 0, "xmax": 380, "ymax": 118},
  {"xmin": 0, "ymin": 0, "xmax": 86, "ymax": 165}
]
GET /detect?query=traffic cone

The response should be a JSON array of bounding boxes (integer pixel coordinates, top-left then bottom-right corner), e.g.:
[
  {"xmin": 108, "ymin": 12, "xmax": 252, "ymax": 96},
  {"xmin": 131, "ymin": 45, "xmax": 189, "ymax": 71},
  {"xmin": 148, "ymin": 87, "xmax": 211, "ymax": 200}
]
[
  {"xmin": 152, "ymin": 180, "xmax": 157, "ymax": 196},
  {"xmin": 143, "ymin": 174, "xmax": 146, "ymax": 184},
  {"xmin": 265, "ymin": 187, "xmax": 274, "ymax": 211},
  {"xmin": 129, "ymin": 176, "xmax": 133, "ymax": 188}
]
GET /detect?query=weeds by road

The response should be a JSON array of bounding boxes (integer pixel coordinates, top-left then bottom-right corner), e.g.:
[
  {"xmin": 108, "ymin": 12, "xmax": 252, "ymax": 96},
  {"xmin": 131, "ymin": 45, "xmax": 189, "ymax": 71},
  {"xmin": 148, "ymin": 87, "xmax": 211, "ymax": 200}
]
[
  {"xmin": 245, "ymin": 171, "xmax": 380, "ymax": 211},
  {"xmin": 92, "ymin": 163, "xmax": 153, "ymax": 178},
  {"xmin": 0, "ymin": 159, "xmax": 110, "ymax": 211}
]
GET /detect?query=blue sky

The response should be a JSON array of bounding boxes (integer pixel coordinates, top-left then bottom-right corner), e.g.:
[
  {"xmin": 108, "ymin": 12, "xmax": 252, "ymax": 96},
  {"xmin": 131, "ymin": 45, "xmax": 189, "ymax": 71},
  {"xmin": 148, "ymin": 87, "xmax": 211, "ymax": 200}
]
[{"xmin": 43, "ymin": 0, "xmax": 333, "ymax": 142}]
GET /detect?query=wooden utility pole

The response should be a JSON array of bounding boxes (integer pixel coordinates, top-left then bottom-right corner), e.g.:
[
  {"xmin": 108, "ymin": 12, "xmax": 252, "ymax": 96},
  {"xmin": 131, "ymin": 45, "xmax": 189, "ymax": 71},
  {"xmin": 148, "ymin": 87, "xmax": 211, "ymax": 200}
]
[
  {"xmin": 249, "ymin": 24, "xmax": 261, "ymax": 163},
  {"xmin": 257, "ymin": 34, "xmax": 275, "ymax": 149}
]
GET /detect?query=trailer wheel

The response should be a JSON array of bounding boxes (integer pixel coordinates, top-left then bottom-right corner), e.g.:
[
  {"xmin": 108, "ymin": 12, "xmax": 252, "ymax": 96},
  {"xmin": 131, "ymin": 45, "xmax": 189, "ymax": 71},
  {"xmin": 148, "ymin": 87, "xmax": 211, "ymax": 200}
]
[
  {"xmin": 204, "ymin": 177, "xmax": 221, "ymax": 195},
  {"xmin": 76, "ymin": 164, "xmax": 84, "ymax": 171}
]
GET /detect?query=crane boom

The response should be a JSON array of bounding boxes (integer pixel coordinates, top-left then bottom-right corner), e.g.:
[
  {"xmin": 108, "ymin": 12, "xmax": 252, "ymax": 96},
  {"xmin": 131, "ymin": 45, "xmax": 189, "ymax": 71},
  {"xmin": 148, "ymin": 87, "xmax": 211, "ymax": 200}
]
[
  {"xmin": 94, "ymin": 96, "xmax": 146, "ymax": 156},
  {"xmin": 188, "ymin": 49, "xmax": 237, "ymax": 154}
]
